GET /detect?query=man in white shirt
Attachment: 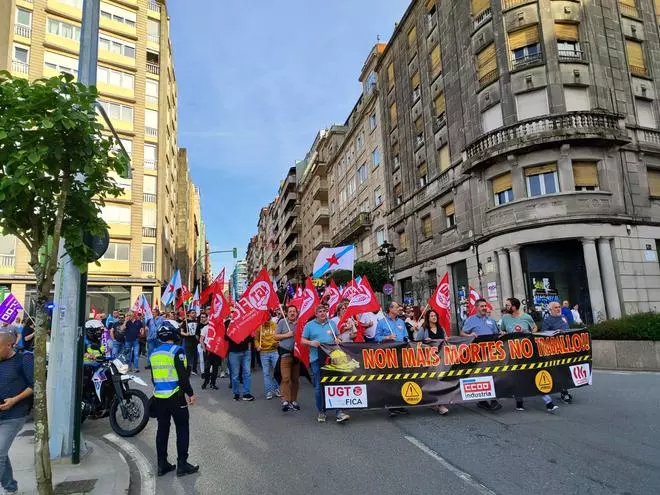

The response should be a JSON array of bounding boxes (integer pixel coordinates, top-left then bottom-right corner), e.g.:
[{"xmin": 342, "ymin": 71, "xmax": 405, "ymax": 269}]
[{"xmin": 359, "ymin": 311, "xmax": 379, "ymax": 343}]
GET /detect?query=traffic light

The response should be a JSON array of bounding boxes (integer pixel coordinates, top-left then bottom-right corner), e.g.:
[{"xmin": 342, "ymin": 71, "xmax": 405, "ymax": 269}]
[{"xmin": 232, "ymin": 247, "xmax": 238, "ymax": 259}]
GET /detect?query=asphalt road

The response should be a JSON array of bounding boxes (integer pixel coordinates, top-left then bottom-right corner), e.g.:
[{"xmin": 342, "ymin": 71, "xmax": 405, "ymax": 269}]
[{"xmin": 83, "ymin": 364, "xmax": 660, "ymax": 495}]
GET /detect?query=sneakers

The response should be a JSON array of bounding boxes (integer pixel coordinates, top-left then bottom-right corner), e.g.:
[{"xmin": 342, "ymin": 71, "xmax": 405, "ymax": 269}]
[
  {"xmin": 336, "ymin": 412, "xmax": 350, "ymax": 423},
  {"xmin": 242, "ymin": 394, "xmax": 255, "ymax": 401},
  {"xmin": 134, "ymin": 368, "xmax": 140, "ymax": 373},
  {"xmin": 561, "ymin": 391, "xmax": 573, "ymax": 404},
  {"xmin": 274, "ymin": 389, "xmax": 282, "ymax": 398},
  {"xmin": 291, "ymin": 401, "xmax": 301, "ymax": 411},
  {"xmin": 233, "ymin": 394, "xmax": 240, "ymax": 401},
  {"xmin": 388, "ymin": 408, "xmax": 409, "ymax": 417},
  {"xmin": 317, "ymin": 413, "xmax": 327, "ymax": 423},
  {"xmin": 191, "ymin": 371, "xmax": 197, "ymax": 376},
  {"xmin": 546, "ymin": 402, "xmax": 559, "ymax": 412},
  {"xmin": 210, "ymin": 384, "xmax": 219, "ymax": 390},
  {"xmin": 220, "ymin": 372, "xmax": 226, "ymax": 378},
  {"xmin": 489, "ymin": 400, "xmax": 502, "ymax": 411},
  {"xmin": 282, "ymin": 401, "xmax": 292, "ymax": 412},
  {"xmin": 176, "ymin": 461, "xmax": 200, "ymax": 477},
  {"xmin": 436, "ymin": 405, "xmax": 449, "ymax": 415},
  {"xmin": 201, "ymin": 382, "xmax": 208, "ymax": 390},
  {"xmin": 516, "ymin": 400, "xmax": 525, "ymax": 411},
  {"xmin": 157, "ymin": 461, "xmax": 176, "ymax": 477},
  {"xmin": 266, "ymin": 392, "xmax": 273, "ymax": 400}
]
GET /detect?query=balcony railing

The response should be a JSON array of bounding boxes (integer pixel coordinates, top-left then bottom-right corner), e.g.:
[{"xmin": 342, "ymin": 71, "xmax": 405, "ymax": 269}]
[
  {"xmin": 0, "ymin": 255, "xmax": 16, "ymax": 268},
  {"xmin": 311, "ymin": 176, "xmax": 328, "ymax": 200},
  {"xmin": 12, "ymin": 60, "xmax": 28, "ymax": 74},
  {"xmin": 312, "ymin": 207, "xmax": 330, "ymax": 226},
  {"xmin": 473, "ymin": 8, "xmax": 492, "ymax": 30},
  {"xmin": 333, "ymin": 212, "xmax": 372, "ymax": 245},
  {"xmin": 479, "ymin": 68, "xmax": 498, "ymax": 88},
  {"xmin": 146, "ymin": 62, "xmax": 160, "ymax": 75},
  {"xmin": 148, "ymin": 34, "xmax": 160, "ymax": 45},
  {"xmin": 558, "ymin": 49, "xmax": 585, "ymax": 62},
  {"xmin": 148, "ymin": 0, "xmax": 161, "ymax": 12},
  {"xmin": 141, "ymin": 261, "xmax": 155, "ymax": 272},
  {"xmin": 434, "ymin": 113, "xmax": 447, "ymax": 132},
  {"xmin": 144, "ymin": 158, "xmax": 157, "ymax": 169},
  {"xmin": 145, "ymin": 126, "xmax": 158, "ymax": 137},
  {"xmin": 143, "ymin": 193, "xmax": 156, "ymax": 203},
  {"xmin": 636, "ymin": 127, "xmax": 660, "ymax": 147},
  {"xmin": 503, "ymin": 0, "xmax": 535, "ymax": 10},
  {"xmin": 629, "ymin": 64, "xmax": 649, "ymax": 77},
  {"xmin": 14, "ymin": 24, "xmax": 31, "ymax": 38},
  {"xmin": 142, "ymin": 227, "xmax": 156, "ymax": 237},
  {"xmin": 619, "ymin": 4, "xmax": 639, "ymax": 18},
  {"xmin": 511, "ymin": 52, "xmax": 543, "ymax": 71},
  {"xmin": 465, "ymin": 111, "xmax": 627, "ymax": 168}
]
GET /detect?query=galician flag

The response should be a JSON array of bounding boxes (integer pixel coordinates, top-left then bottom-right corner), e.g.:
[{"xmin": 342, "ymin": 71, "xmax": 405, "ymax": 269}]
[
  {"xmin": 161, "ymin": 269, "xmax": 182, "ymax": 307},
  {"xmin": 190, "ymin": 287, "xmax": 201, "ymax": 316},
  {"xmin": 312, "ymin": 245, "xmax": 355, "ymax": 278}
]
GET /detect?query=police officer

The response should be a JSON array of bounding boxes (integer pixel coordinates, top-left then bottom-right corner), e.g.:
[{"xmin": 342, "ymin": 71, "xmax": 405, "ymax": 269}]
[{"xmin": 149, "ymin": 320, "xmax": 199, "ymax": 477}]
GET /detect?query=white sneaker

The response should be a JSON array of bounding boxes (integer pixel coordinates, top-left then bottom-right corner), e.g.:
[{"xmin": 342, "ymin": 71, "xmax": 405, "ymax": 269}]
[
  {"xmin": 317, "ymin": 413, "xmax": 327, "ymax": 423},
  {"xmin": 220, "ymin": 372, "xmax": 226, "ymax": 378},
  {"xmin": 274, "ymin": 389, "xmax": 282, "ymax": 397},
  {"xmin": 336, "ymin": 412, "xmax": 350, "ymax": 423},
  {"xmin": 266, "ymin": 392, "xmax": 273, "ymax": 400}
]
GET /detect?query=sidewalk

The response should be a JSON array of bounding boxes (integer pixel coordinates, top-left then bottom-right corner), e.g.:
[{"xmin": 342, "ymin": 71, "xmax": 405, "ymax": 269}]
[{"xmin": 9, "ymin": 419, "xmax": 130, "ymax": 495}]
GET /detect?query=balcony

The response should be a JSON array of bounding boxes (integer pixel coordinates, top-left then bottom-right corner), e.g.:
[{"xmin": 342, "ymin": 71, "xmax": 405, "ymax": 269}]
[
  {"xmin": 433, "ymin": 113, "xmax": 447, "ymax": 133},
  {"xmin": 479, "ymin": 68, "xmax": 498, "ymax": 88},
  {"xmin": 0, "ymin": 255, "xmax": 16, "ymax": 268},
  {"xmin": 464, "ymin": 111, "xmax": 629, "ymax": 171},
  {"xmin": 280, "ymin": 205, "xmax": 299, "ymax": 231},
  {"xmin": 511, "ymin": 52, "xmax": 543, "ymax": 71},
  {"xmin": 619, "ymin": 4, "xmax": 639, "ymax": 18},
  {"xmin": 282, "ymin": 191, "xmax": 297, "ymax": 211},
  {"xmin": 312, "ymin": 206, "xmax": 330, "ymax": 226},
  {"xmin": 146, "ymin": 62, "xmax": 160, "ymax": 75},
  {"xmin": 310, "ymin": 176, "xmax": 328, "ymax": 201},
  {"xmin": 142, "ymin": 227, "xmax": 156, "ymax": 237},
  {"xmin": 14, "ymin": 24, "xmax": 31, "ymax": 38},
  {"xmin": 473, "ymin": 8, "xmax": 492, "ymax": 30},
  {"xmin": 141, "ymin": 261, "xmax": 155, "ymax": 272},
  {"xmin": 282, "ymin": 239, "xmax": 301, "ymax": 260},
  {"xmin": 148, "ymin": 34, "xmax": 160, "ymax": 45},
  {"xmin": 11, "ymin": 60, "xmax": 29, "ymax": 74},
  {"xmin": 281, "ymin": 257, "xmax": 299, "ymax": 277},
  {"xmin": 143, "ymin": 193, "xmax": 156, "ymax": 203},
  {"xmin": 313, "ymin": 234, "xmax": 331, "ymax": 251},
  {"xmin": 415, "ymin": 135, "xmax": 425, "ymax": 149},
  {"xmin": 145, "ymin": 126, "xmax": 158, "ymax": 137},
  {"xmin": 558, "ymin": 49, "xmax": 586, "ymax": 63},
  {"xmin": 144, "ymin": 158, "xmax": 157, "ymax": 170},
  {"xmin": 332, "ymin": 212, "xmax": 372, "ymax": 245},
  {"xmin": 148, "ymin": 0, "xmax": 161, "ymax": 12}
]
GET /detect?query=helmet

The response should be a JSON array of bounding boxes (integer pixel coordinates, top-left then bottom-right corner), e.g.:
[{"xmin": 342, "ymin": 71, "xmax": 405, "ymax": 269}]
[
  {"xmin": 84, "ymin": 319, "xmax": 104, "ymax": 344},
  {"xmin": 157, "ymin": 320, "xmax": 180, "ymax": 342}
]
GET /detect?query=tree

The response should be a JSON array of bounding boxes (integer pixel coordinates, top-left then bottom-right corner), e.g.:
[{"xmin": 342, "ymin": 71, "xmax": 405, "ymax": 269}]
[
  {"xmin": 0, "ymin": 72, "xmax": 127, "ymax": 494},
  {"xmin": 327, "ymin": 260, "xmax": 389, "ymax": 291}
]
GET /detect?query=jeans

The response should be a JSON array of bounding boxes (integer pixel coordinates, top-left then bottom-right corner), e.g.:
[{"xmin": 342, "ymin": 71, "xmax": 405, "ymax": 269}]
[
  {"xmin": 279, "ymin": 354, "xmax": 300, "ymax": 402},
  {"xmin": 309, "ymin": 360, "xmax": 343, "ymax": 417},
  {"xmin": 259, "ymin": 351, "xmax": 279, "ymax": 394},
  {"xmin": 112, "ymin": 340, "xmax": 123, "ymax": 358},
  {"xmin": 126, "ymin": 340, "xmax": 140, "ymax": 370},
  {"xmin": 229, "ymin": 351, "xmax": 251, "ymax": 395},
  {"xmin": 147, "ymin": 339, "xmax": 159, "ymax": 360},
  {"xmin": 0, "ymin": 416, "xmax": 27, "ymax": 492}
]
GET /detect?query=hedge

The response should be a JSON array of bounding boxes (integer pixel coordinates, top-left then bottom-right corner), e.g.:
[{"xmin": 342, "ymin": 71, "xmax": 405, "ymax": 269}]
[{"xmin": 585, "ymin": 312, "xmax": 660, "ymax": 341}]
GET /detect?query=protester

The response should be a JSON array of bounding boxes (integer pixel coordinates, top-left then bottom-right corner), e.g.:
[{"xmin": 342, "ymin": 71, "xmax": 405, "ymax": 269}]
[
  {"xmin": 561, "ymin": 300, "xmax": 574, "ymax": 324},
  {"xmin": 110, "ymin": 313, "xmax": 126, "ymax": 358},
  {"xmin": 274, "ymin": 305, "xmax": 301, "ymax": 412},
  {"xmin": 542, "ymin": 301, "xmax": 573, "ymax": 404},
  {"xmin": 198, "ymin": 313, "xmax": 221, "ymax": 390},
  {"xmin": 181, "ymin": 310, "xmax": 199, "ymax": 375},
  {"xmin": 18, "ymin": 318, "xmax": 34, "ymax": 353},
  {"xmin": 358, "ymin": 310, "xmax": 379, "ymax": 343},
  {"xmin": 0, "ymin": 327, "xmax": 34, "ymax": 494},
  {"xmin": 104, "ymin": 309, "xmax": 120, "ymax": 329},
  {"xmin": 404, "ymin": 306, "xmax": 418, "ymax": 341},
  {"xmin": 571, "ymin": 304, "xmax": 583, "ymax": 324},
  {"xmin": 375, "ymin": 302, "xmax": 408, "ymax": 343},
  {"xmin": 460, "ymin": 299, "xmax": 502, "ymax": 411},
  {"xmin": 332, "ymin": 304, "xmax": 357, "ymax": 342},
  {"xmin": 146, "ymin": 308, "xmax": 165, "ymax": 369},
  {"xmin": 123, "ymin": 311, "xmax": 144, "ymax": 372},
  {"xmin": 255, "ymin": 316, "xmax": 280, "ymax": 399},
  {"xmin": 226, "ymin": 329, "xmax": 255, "ymax": 401},
  {"xmin": 301, "ymin": 304, "xmax": 349, "ymax": 423},
  {"xmin": 415, "ymin": 310, "xmax": 449, "ymax": 415}
]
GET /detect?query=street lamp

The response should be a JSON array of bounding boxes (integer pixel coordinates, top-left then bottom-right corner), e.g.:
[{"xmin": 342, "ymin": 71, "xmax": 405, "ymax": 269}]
[{"xmin": 377, "ymin": 241, "xmax": 396, "ymax": 282}]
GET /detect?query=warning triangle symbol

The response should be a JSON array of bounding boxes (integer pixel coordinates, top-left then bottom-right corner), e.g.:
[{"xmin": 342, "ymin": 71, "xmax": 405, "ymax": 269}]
[{"xmin": 539, "ymin": 374, "xmax": 550, "ymax": 386}]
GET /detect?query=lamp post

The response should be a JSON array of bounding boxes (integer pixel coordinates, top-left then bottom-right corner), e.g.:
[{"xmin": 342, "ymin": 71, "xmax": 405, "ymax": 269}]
[{"xmin": 378, "ymin": 241, "xmax": 396, "ymax": 302}]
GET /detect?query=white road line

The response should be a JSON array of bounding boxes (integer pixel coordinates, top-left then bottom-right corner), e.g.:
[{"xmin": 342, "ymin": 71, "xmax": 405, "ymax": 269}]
[
  {"xmin": 103, "ymin": 432, "xmax": 156, "ymax": 495},
  {"xmin": 405, "ymin": 435, "xmax": 497, "ymax": 495}
]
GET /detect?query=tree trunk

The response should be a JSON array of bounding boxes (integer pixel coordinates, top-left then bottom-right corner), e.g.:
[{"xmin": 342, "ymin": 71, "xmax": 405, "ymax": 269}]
[{"xmin": 33, "ymin": 290, "xmax": 54, "ymax": 495}]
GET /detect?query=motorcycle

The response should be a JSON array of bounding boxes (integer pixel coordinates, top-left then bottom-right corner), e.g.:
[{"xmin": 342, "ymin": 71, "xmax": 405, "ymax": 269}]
[{"xmin": 82, "ymin": 348, "xmax": 150, "ymax": 437}]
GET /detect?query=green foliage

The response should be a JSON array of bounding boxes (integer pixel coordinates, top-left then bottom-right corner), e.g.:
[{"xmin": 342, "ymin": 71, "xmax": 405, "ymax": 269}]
[
  {"xmin": 327, "ymin": 261, "xmax": 389, "ymax": 291},
  {"xmin": 0, "ymin": 72, "xmax": 126, "ymax": 271},
  {"xmin": 587, "ymin": 312, "xmax": 660, "ymax": 341}
]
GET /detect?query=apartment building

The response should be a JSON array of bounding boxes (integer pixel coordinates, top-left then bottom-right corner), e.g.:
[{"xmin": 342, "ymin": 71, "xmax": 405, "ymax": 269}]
[
  {"xmin": 0, "ymin": 0, "xmax": 197, "ymax": 312},
  {"xmin": 328, "ymin": 43, "xmax": 389, "ymax": 264},
  {"xmin": 175, "ymin": 148, "xmax": 203, "ymax": 290},
  {"xmin": 376, "ymin": 0, "xmax": 660, "ymax": 327},
  {"xmin": 277, "ymin": 166, "xmax": 303, "ymax": 284}
]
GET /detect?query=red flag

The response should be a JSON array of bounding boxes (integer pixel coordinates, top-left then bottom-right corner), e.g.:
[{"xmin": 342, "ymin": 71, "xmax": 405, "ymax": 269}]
[
  {"xmin": 289, "ymin": 284, "xmax": 304, "ymax": 312},
  {"xmin": 337, "ymin": 277, "xmax": 380, "ymax": 333},
  {"xmin": 294, "ymin": 278, "xmax": 320, "ymax": 368},
  {"xmin": 226, "ymin": 268, "xmax": 279, "ymax": 344},
  {"xmin": 206, "ymin": 288, "xmax": 232, "ymax": 358},
  {"xmin": 176, "ymin": 285, "xmax": 192, "ymax": 309},
  {"xmin": 200, "ymin": 268, "xmax": 225, "ymax": 306},
  {"xmin": 428, "ymin": 272, "xmax": 452, "ymax": 334},
  {"xmin": 353, "ymin": 317, "xmax": 367, "ymax": 343},
  {"xmin": 467, "ymin": 286, "xmax": 493, "ymax": 316},
  {"xmin": 325, "ymin": 280, "xmax": 342, "ymax": 317}
]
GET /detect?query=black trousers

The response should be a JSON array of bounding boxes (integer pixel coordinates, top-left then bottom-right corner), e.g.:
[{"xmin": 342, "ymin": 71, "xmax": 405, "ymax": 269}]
[
  {"xmin": 183, "ymin": 339, "xmax": 198, "ymax": 372},
  {"xmin": 154, "ymin": 396, "xmax": 189, "ymax": 464},
  {"xmin": 203, "ymin": 351, "xmax": 222, "ymax": 385}
]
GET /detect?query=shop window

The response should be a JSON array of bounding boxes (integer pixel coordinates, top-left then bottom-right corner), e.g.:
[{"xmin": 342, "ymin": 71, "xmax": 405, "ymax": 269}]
[
  {"xmin": 572, "ymin": 161, "xmax": 600, "ymax": 191},
  {"xmin": 492, "ymin": 172, "xmax": 514, "ymax": 205},
  {"xmin": 525, "ymin": 164, "xmax": 559, "ymax": 197}
]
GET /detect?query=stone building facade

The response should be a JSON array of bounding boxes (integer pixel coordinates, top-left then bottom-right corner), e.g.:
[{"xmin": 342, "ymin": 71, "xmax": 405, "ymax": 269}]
[{"xmin": 376, "ymin": 0, "xmax": 660, "ymax": 327}]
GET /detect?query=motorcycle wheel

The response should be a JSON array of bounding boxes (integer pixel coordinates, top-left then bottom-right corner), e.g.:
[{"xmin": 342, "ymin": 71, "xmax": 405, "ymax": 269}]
[{"xmin": 109, "ymin": 389, "xmax": 149, "ymax": 437}]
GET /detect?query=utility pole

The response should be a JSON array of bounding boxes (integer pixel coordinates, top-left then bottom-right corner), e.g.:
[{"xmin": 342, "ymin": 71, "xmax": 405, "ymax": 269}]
[{"xmin": 47, "ymin": 0, "xmax": 100, "ymax": 462}]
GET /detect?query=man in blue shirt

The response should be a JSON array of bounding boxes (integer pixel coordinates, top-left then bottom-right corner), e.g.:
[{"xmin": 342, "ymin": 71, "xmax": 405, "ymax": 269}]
[
  {"xmin": 375, "ymin": 302, "xmax": 408, "ymax": 343},
  {"xmin": 542, "ymin": 302, "xmax": 573, "ymax": 404},
  {"xmin": 301, "ymin": 304, "xmax": 349, "ymax": 424},
  {"xmin": 561, "ymin": 300, "xmax": 574, "ymax": 324},
  {"xmin": 460, "ymin": 298, "xmax": 503, "ymax": 412}
]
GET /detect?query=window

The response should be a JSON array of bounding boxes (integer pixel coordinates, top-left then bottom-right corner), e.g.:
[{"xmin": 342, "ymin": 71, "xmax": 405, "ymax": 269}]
[
  {"xmin": 100, "ymin": 2, "xmax": 137, "ymax": 27},
  {"xmin": 142, "ymin": 208, "xmax": 156, "ymax": 228},
  {"xmin": 143, "ymin": 176, "xmax": 157, "ymax": 194},
  {"xmin": 394, "ymin": 182, "xmax": 403, "ymax": 205},
  {"xmin": 145, "ymin": 109, "xmax": 158, "ymax": 133},
  {"xmin": 444, "ymin": 202, "xmax": 456, "ymax": 228},
  {"xmin": 99, "ymin": 34, "xmax": 135, "ymax": 58},
  {"xmin": 625, "ymin": 39, "xmax": 647, "ymax": 77},
  {"xmin": 509, "ymin": 25, "xmax": 541, "ymax": 69},
  {"xmin": 649, "ymin": 168, "xmax": 660, "ymax": 197},
  {"xmin": 360, "ymin": 199, "xmax": 370, "ymax": 213},
  {"xmin": 430, "ymin": 45, "xmax": 441, "ymax": 78},
  {"xmin": 376, "ymin": 229, "xmax": 385, "ymax": 247},
  {"xmin": 142, "ymin": 245, "xmax": 155, "ymax": 262},
  {"xmin": 144, "ymin": 144, "xmax": 157, "ymax": 169},
  {"xmin": 392, "ymin": 142, "xmax": 400, "ymax": 169},
  {"xmin": 146, "ymin": 79, "xmax": 159, "ymax": 104},
  {"xmin": 525, "ymin": 164, "xmax": 559, "ymax": 197},
  {"xmin": 366, "ymin": 71, "xmax": 377, "ymax": 94},
  {"xmin": 16, "ymin": 8, "xmax": 31, "ymax": 27},
  {"xmin": 389, "ymin": 102, "xmax": 398, "ymax": 127},
  {"xmin": 372, "ymin": 147, "xmax": 380, "ymax": 168},
  {"xmin": 13, "ymin": 44, "xmax": 29, "ymax": 66},
  {"xmin": 573, "ymin": 161, "xmax": 600, "ymax": 191},
  {"xmin": 101, "ymin": 242, "xmax": 130, "ymax": 261},
  {"xmin": 356, "ymin": 131, "xmax": 365, "ymax": 151},
  {"xmin": 101, "ymin": 204, "xmax": 131, "ymax": 223},
  {"xmin": 0, "ymin": 235, "xmax": 17, "ymax": 256},
  {"xmin": 399, "ymin": 231, "xmax": 409, "ymax": 250},
  {"xmin": 419, "ymin": 162, "xmax": 428, "ymax": 187},
  {"xmin": 369, "ymin": 113, "xmax": 377, "ymax": 130},
  {"xmin": 408, "ymin": 26, "xmax": 417, "ymax": 50},
  {"xmin": 619, "ymin": 0, "xmax": 639, "ymax": 17},
  {"xmin": 492, "ymin": 172, "xmax": 513, "ymax": 205},
  {"xmin": 411, "ymin": 71, "xmax": 421, "ymax": 101},
  {"xmin": 375, "ymin": 188, "xmax": 383, "ymax": 207},
  {"xmin": 422, "ymin": 216, "xmax": 432, "ymax": 238},
  {"xmin": 414, "ymin": 117, "xmax": 424, "ymax": 146},
  {"xmin": 362, "ymin": 237, "xmax": 371, "ymax": 256},
  {"xmin": 387, "ymin": 62, "xmax": 395, "ymax": 90},
  {"xmin": 434, "ymin": 93, "xmax": 446, "ymax": 127},
  {"xmin": 477, "ymin": 43, "xmax": 498, "ymax": 87},
  {"xmin": 471, "ymin": 0, "xmax": 490, "ymax": 16},
  {"xmin": 44, "ymin": 51, "xmax": 78, "ymax": 76},
  {"xmin": 438, "ymin": 145, "xmax": 450, "ymax": 172},
  {"xmin": 60, "ymin": 0, "xmax": 83, "ymax": 7},
  {"xmin": 339, "ymin": 188, "xmax": 347, "ymax": 207},
  {"xmin": 516, "ymin": 89, "xmax": 549, "ymax": 120},
  {"xmin": 47, "ymin": 18, "xmax": 81, "ymax": 41},
  {"xmin": 99, "ymin": 100, "xmax": 133, "ymax": 122},
  {"xmin": 358, "ymin": 163, "xmax": 368, "ymax": 185},
  {"xmin": 347, "ymin": 176, "xmax": 356, "ymax": 196},
  {"xmin": 97, "ymin": 66, "xmax": 134, "ymax": 90},
  {"xmin": 482, "ymin": 104, "xmax": 503, "ymax": 133},
  {"xmin": 555, "ymin": 23, "xmax": 581, "ymax": 60},
  {"xmin": 565, "ymin": 87, "xmax": 590, "ymax": 112},
  {"xmin": 116, "ymin": 138, "xmax": 132, "ymax": 158},
  {"xmin": 147, "ymin": 18, "xmax": 160, "ymax": 43},
  {"xmin": 636, "ymin": 98, "xmax": 656, "ymax": 128}
]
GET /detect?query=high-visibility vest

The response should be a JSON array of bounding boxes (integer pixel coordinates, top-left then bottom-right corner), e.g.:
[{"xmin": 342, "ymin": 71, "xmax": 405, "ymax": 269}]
[{"xmin": 149, "ymin": 343, "xmax": 186, "ymax": 399}]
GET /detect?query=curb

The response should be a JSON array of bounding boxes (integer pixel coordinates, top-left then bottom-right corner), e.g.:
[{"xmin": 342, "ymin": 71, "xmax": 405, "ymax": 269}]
[{"xmin": 102, "ymin": 433, "xmax": 156, "ymax": 495}]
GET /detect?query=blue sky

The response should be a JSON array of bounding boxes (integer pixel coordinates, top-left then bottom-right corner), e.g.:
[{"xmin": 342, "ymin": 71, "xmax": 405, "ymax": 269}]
[{"xmin": 168, "ymin": 0, "xmax": 409, "ymax": 278}]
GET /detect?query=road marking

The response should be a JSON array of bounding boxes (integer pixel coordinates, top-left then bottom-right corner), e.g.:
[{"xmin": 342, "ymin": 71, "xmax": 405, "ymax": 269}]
[
  {"xmin": 405, "ymin": 435, "xmax": 497, "ymax": 495},
  {"xmin": 103, "ymin": 433, "xmax": 156, "ymax": 495},
  {"xmin": 594, "ymin": 370, "xmax": 659, "ymax": 375}
]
